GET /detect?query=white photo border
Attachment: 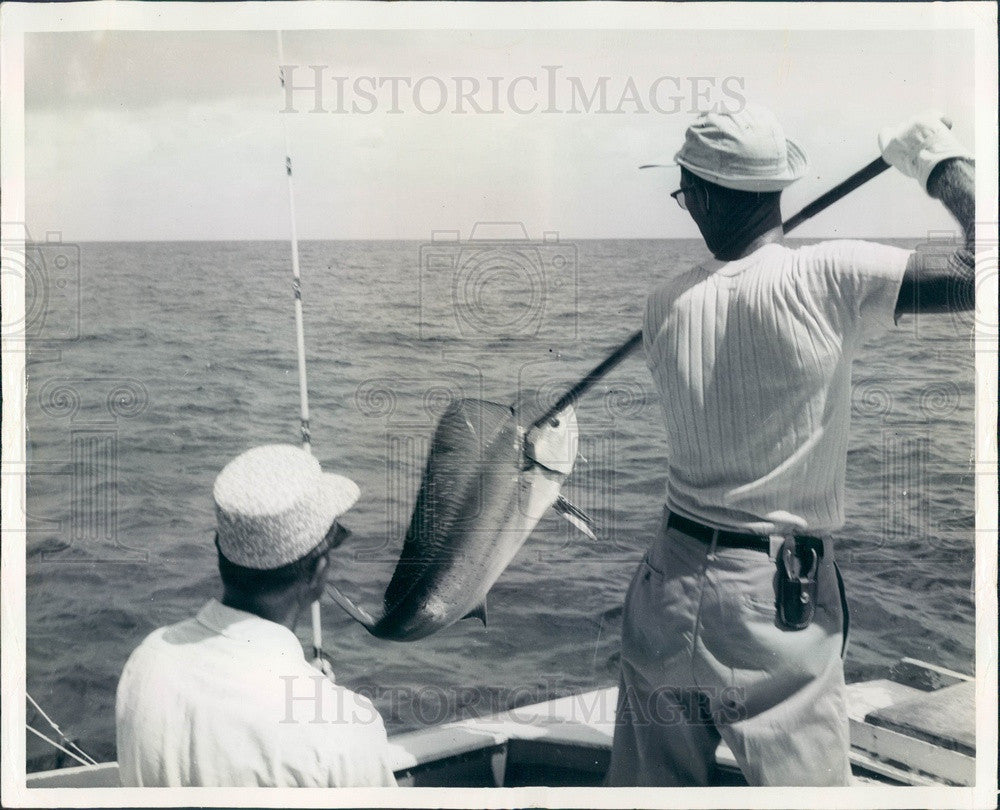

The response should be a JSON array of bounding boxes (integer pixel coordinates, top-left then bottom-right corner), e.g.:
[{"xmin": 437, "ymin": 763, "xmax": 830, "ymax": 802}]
[{"xmin": 2, "ymin": 2, "xmax": 996, "ymax": 808}]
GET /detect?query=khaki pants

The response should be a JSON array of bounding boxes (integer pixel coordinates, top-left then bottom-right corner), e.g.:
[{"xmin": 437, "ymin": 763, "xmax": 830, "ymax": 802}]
[{"xmin": 606, "ymin": 510, "xmax": 851, "ymax": 787}]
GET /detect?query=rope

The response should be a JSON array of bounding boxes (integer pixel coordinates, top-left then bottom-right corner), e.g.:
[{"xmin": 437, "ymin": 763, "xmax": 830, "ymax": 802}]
[
  {"xmin": 26, "ymin": 692, "xmax": 98, "ymax": 765},
  {"xmin": 26, "ymin": 725, "xmax": 94, "ymax": 768}
]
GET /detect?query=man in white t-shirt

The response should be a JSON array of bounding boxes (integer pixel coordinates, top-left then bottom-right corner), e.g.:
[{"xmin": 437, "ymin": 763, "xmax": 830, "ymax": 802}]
[
  {"xmin": 606, "ymin": 106, "xmax": 974, "ymax": 786},
  {"xmin": 116, "ymin": 444, "xmax": 398, "ymax": 787}
]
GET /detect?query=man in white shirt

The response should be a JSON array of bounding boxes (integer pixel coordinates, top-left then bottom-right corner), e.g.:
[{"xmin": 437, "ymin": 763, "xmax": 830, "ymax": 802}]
[
  {"xmin": 606, "ymin": 106, "xmax": 974, "ymax": 786},
  {"xmin": 116, "ymin": 444, "xmax": 397, "ymax": 787}
]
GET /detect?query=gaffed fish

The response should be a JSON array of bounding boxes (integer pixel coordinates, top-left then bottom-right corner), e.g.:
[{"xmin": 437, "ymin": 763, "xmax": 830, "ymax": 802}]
[{"xmin": 326, "ymin": 398, "xmax": 593, "ymax": 641}]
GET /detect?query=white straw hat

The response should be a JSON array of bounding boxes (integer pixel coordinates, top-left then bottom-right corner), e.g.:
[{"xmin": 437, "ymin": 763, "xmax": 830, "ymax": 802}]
[
  {"xmin": 213, "ymin": 444, "xmax": 360, "ymax": 569},
  {"xmin": 642, "ymin": 103, "xmax": 809, "ymax": 192}
]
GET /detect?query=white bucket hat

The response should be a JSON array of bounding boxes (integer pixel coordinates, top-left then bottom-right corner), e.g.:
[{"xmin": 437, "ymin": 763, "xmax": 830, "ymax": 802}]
[
  {"xmin": 213, "ymin": 444, "xmax": 360, "ymax": 569},
  {"xmin": 642, "ymin": 103, "xmax": 809, "ymax": 192}
]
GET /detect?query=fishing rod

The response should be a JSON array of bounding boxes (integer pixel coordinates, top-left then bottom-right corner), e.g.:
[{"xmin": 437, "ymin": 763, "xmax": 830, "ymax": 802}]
[
  {"xmin": 530, "ymin": 156, "xmax": 891, "ymax": 430},
  {"xmin": 276, "ymin": 31, "xmax": 324, "ymax": 668}
]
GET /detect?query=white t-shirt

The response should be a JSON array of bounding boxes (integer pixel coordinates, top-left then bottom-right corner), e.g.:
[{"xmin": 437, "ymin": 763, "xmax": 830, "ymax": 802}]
[
  {"xmin": 643, "ymin": 240, "xmax": 911, "ymax": 535},
  {"xmin": 116, "ymin": 599, "xmax": 397, "ymax": 787}
]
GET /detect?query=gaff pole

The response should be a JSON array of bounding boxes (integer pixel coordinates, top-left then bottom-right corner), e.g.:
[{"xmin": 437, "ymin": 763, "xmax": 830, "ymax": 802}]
[{"xmin": 276, "ymin": 31, "xmax": 324, "ymax": 667}]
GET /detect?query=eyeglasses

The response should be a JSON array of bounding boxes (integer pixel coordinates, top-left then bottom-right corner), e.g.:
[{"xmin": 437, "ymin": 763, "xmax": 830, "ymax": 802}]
[{"xmin": 670, "ymin": 188, "xmax": 688, "ymax": 210}]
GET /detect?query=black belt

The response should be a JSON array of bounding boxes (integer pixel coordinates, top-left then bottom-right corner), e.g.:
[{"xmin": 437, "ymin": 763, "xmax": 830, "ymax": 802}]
[{"xmin": 667, "ymin": 512, "xmax": 823, "ymax": 556}]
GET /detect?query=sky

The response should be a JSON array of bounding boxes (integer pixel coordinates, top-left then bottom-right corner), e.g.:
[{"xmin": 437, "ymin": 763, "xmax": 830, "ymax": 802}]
[{"xmin": 25, "ymin": 27, "xmax": 976, "ymax": 241}]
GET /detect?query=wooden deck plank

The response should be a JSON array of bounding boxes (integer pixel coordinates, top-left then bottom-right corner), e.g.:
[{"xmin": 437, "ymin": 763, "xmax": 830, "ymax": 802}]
[
  {"xmin": 850, "ymin": 717, "xmax": 975, "ymax": 786},
  {"xmin": 866, "ymin": 680, "xmax": 975, "ymax": 755}
]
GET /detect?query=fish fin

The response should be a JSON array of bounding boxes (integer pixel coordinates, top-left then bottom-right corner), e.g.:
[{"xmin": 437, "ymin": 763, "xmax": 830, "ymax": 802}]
[
  {"xmin": 554, "ymin": 495, "xmax": 599, "ymax": 541},
  {"xmin": 462, "ymin": 600, "xmax": 488, "ymax": 627},
  {"xmin": 325, "ymin": 584, "xmax": 378, "ymax": 630}
]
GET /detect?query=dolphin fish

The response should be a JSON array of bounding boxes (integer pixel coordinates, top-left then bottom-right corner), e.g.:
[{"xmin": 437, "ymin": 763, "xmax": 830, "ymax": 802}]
[{"xmin": 327, "ymin": 398, "xmax": 591, "ymax": 641}]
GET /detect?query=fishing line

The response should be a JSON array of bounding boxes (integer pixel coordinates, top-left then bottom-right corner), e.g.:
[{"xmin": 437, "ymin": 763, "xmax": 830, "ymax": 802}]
[
  {"xmin": 26, "ymin": 692, "xmax": 98, "ymax": 766},
  {"xmin": 276, "ymin": 31, "xmax": 324, "ymax": 667},
  {"xmin": 530, "ymin": 157, "xmax": 891, "ymax": 430},
  {"xmin": 26, "ymin": 726, "xmax": 94, "ymax": 768}
]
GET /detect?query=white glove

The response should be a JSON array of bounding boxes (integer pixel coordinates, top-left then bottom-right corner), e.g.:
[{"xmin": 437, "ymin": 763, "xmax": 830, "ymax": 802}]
[{"xmin": 878, "ymin": 110, "xmax": 972, "ymax": 192}]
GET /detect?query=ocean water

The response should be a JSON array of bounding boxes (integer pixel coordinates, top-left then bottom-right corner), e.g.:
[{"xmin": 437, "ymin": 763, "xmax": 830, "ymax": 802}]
[{"xmin": 24, "ymin": 238, "xmax": 976, "ymax": 771}]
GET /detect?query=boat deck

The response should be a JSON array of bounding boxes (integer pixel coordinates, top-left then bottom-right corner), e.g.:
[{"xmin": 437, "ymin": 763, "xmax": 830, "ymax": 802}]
[{"xmin": 25, "ymin": 657, "xmax": 975, "ymax": 789}]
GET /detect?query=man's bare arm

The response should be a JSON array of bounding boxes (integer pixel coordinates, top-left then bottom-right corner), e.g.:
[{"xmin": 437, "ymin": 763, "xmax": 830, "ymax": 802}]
[{"xmin": 894, "ymin": 157, "xmax": 975, "ymax": 317}]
